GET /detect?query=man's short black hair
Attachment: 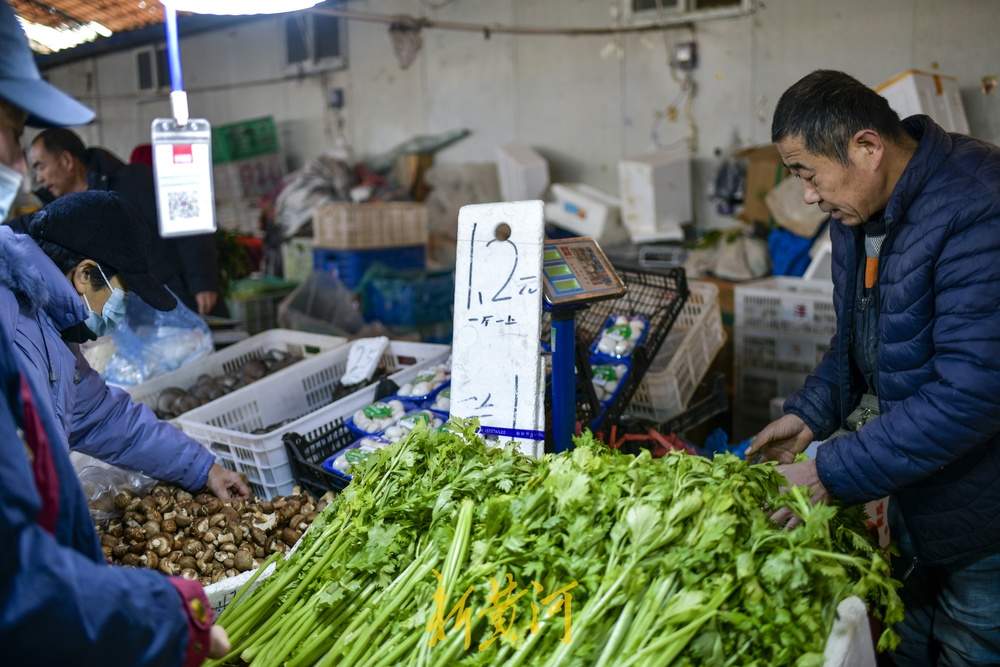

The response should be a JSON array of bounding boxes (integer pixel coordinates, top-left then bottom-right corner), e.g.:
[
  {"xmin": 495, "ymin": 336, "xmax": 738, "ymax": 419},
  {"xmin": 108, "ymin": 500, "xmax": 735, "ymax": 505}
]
[
  {"xmin": 772, "ymin": 70, "xmax": 906, "ymax": 164},
  {"xmin": 32, "ymin": 127, "xmax": 87, "ymax": 163}
]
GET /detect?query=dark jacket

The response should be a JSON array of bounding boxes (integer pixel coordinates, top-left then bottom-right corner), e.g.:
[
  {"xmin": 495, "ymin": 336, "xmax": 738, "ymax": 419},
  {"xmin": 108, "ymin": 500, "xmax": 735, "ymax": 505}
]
[
  {"xmin": 0, "ymin": 262, "xmax": 210, "ymax": 665},
  {"xmin": 85, "ymin": 148, "xmax": 219, "ymax": 311},
  {"xmin": 784, "ymin": 116, "xmax": 1000, "ymax": 564}
]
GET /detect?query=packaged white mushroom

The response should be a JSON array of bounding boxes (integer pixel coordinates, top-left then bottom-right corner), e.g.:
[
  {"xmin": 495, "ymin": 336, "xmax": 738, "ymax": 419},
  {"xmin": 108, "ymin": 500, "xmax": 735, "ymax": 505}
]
[
  {"xmin": 383, "ymin": 410, "xmax": 444, "ymax": 443},
  {"xmin": 397, "ymin": 365, "xmax": 451, "ymax": 399},
  {"xmin": 350, "ymin": 400, "xmax": 406, "ymax": 435},
  {"xmin": 591, "ymin": 363, "xmax": 629, "ymax": 403},
  {"xmin": 594, "ymin": 315, "xmax": 648, "ymax": 359},
  {"xmin": 326, "ymin": 437, "xmax": 391, "ymax": 477},
  {"xmin": 430, "ymin": 387, "xmax": 450, "ymax": 412}
]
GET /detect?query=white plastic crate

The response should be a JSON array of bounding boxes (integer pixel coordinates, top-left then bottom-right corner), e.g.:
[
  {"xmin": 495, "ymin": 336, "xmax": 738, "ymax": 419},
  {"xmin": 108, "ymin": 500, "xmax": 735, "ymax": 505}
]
[
  {"xmin": 127, "ymin": 330, "xmax": 348, "ymax": 416},
  {"xmin": 735, "ymin": 277, "xmax": 835, "ymax": 336},
  {"xmin": 628, "ymin": 282, "xmax": 726, "ymax": 422},
  {"xmin": 735, "ymin": 330, "xmax": 831, "ymax": 376},
  {"xmin": 734, "ymin": 367, "xmax": 810, "ymax": 439},
  {"xmin": 176, "ymin": 341, "xmax": 449, "ymax": 498}
]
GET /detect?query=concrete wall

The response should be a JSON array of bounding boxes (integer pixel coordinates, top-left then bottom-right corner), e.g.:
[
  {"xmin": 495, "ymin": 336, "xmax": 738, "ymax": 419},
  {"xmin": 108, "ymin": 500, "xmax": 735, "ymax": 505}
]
[{"xmin": 40, "ymin": 0, "xmax": 1000, "ymax": 230}]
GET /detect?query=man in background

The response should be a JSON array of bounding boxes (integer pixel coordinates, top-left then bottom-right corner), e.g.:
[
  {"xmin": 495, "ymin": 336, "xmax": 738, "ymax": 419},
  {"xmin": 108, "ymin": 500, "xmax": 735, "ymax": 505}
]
[{"xmin": 30, "ymin": 127, "xmax": 223, "ymax": 315}]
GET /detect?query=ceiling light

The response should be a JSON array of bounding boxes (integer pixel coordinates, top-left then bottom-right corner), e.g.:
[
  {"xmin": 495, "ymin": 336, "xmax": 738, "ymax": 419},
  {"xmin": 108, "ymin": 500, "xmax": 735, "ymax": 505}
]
[{"xmin": 160, "ymin": 0, "xmax": 322, "ymax": 14}]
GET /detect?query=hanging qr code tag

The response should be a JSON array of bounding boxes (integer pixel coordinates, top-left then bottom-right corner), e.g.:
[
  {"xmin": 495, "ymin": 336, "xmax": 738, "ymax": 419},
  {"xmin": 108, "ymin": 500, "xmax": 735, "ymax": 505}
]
[{"xmin": 151, "ymin": 118, "xmax": 216, "ymax": 238}]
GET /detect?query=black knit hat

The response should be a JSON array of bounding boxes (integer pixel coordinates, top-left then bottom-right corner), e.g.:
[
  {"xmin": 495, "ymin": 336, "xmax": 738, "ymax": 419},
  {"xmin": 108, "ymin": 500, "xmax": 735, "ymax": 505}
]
[{"xmin": 29, "ymin": 191, "xmax": 176, "ymax": 311}]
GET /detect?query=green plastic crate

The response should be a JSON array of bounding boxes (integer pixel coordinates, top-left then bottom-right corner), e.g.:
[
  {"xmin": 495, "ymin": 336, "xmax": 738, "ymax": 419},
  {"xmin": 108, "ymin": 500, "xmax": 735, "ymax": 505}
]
[{"xmin": 213, "ymin": 117, "xmax": 280, "ymax": 164}]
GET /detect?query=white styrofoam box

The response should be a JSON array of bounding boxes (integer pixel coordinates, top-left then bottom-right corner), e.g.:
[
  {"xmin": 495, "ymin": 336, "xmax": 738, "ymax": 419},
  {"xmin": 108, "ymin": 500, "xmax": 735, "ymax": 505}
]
[
  {"xmin": 176, "ymin": 341, "xmax": 449, "ymax": 498},
  {"xmin": 205, "ymin": 558, "xmax": 278, "ymax": 615},
  {"xmin": 496, "ymin": 144, "xmax": 549, "ymax": 202},
  {"xmin": 735, "ymin": 277, "xmax": 836, "ymax": 337},
  {"xmin": 735, "ymin": 330, "xmax": 831, "ymax": 376},
  {"xmin": 628, "ymin": 282, "xmax": 726, "ymax": 422},
  {"xmin": 618, "ymin": 149, "xmax": 692, "ymax": 243},
  {"xmin": 876, "ymin": 69, "xmax": 970, "ymax": 135},
  {"xmin": 127, "ymin": 329, "xmax": 348, "ymax": 416},
  {"xmin": 545, "ymin": 183, "xmax": 629, "ymax": 245}
]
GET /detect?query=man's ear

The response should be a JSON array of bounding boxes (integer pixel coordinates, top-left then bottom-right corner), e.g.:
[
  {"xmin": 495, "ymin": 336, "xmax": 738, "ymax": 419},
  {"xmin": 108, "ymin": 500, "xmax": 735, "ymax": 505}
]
[
  {"xmin": 58, "ymin": 149, "xmax": 77, "ymax": 174},
  {"xmin": 850, "ymin": 129, "xmax": 885, "ymax": 169}
]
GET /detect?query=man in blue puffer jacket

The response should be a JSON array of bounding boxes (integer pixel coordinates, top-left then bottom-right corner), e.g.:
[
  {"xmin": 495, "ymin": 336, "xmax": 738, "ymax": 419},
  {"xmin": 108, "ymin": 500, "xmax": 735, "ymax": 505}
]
[{"xmin": 748, "ymin": 70, "xmax": 1000, "ymax": 665}]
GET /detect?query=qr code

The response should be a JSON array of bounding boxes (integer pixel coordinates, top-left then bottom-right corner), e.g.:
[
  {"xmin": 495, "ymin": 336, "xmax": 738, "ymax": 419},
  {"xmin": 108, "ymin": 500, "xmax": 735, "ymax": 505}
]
[{"xmin": 167, "ymin": 191, "xmax": 200, "ymax": 221}]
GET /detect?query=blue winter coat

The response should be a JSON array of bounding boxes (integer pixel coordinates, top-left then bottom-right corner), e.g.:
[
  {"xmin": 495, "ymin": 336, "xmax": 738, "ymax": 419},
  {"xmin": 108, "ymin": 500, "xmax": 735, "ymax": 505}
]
[
  {"xmin": 784, "ymin": 116, "xmax": 1000, "ymax": 564},
  {"xmin": 0, "ymin": 225, "xmax": 214, "ymax": 490},
  {"xmin": 0, "ymin": 315, "xmax": 196, "ymax": 664}
]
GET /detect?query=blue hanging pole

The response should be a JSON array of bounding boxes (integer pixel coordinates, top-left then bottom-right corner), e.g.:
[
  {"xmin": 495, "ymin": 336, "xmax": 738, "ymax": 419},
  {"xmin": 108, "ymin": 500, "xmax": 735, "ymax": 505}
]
[
  {"xmin": 163, "ymin": 2, "xmax": 189, "ymax": 125},
  {"xmin": 551, "ymin": 310, "xmax": 577, "ymax": 453}
]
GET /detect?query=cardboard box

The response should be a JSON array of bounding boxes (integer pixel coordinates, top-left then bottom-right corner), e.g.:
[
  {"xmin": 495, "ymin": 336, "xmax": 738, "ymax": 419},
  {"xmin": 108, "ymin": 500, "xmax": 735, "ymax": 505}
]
[
  {"xmin": 737, "ymin": 144, "xmax": 787, "ymax": 226},
  {"xmin": 876, "ymin": 69, "xmax": 970, "ymax": 134}
]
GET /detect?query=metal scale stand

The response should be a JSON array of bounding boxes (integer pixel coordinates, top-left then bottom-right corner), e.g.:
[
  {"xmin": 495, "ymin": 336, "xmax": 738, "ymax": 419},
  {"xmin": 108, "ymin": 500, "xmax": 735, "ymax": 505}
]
[{"xmin": 541, "ymin": 237, "xmax": 626, "ymax": 453}]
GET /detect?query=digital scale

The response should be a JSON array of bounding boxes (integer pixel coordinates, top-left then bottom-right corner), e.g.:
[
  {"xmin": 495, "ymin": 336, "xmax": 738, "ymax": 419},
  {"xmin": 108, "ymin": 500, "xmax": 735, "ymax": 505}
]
[{"xmin": 541, "ymin": 237, "xmax": 625, "ymax": 453}]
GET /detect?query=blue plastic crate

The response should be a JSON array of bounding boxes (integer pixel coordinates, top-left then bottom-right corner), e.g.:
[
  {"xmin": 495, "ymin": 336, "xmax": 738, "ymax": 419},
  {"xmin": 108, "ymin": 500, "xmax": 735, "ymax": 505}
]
[
  {"xmin": 361, "ymin": 269, "xmax": 455, "ymax": 328},
  {"xmin": 313, "ymin": 245, "xmax": 426, "ymax": 289}
]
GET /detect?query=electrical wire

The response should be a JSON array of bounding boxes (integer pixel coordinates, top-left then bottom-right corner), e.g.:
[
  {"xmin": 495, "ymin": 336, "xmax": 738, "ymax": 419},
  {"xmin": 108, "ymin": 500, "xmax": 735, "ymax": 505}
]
[{"xmin": 309, "ymin": 5, "xmax": 708, "ymax": 36}]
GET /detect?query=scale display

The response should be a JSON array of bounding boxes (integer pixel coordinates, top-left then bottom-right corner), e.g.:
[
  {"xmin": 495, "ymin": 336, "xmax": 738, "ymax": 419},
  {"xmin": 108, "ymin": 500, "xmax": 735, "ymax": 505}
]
[{"xmin": 542, "ymin": 237, "xmax": 625, "ymax": 306}]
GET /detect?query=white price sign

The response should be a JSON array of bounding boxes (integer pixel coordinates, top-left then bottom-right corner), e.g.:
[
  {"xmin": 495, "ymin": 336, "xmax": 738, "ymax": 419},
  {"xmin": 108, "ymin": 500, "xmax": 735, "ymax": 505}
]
[
  {"xmin": 151, "ymin": 118, "xmax": 216, "ymax": 238},
  {"xmin": 450, "ymin": 201, "xmax": 545, "ymax": 457},
  {"xmin": 341, "ymin": 337, "xmax": 390, "ymax": 386}
]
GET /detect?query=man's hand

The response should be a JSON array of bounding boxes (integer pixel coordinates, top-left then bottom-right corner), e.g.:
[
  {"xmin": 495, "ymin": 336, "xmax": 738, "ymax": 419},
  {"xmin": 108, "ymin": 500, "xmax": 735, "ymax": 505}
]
[
  {"xmin": 770, "ymin": 459, "xmax": 830, "ymax": 529},
  {"xmin": 206, "ymin": 464, "xmax": 250, "ymax": 500},
  {"xmin": 746, "ymin": 414, "xmax": 815, "ymax": 464},
  {"xmin": 209, "ymin": 625, "xmax": 230, "ymax": 659},
  {"xmin": 195, "ymin": 291, "xmax": 219, "ymax": 315}
]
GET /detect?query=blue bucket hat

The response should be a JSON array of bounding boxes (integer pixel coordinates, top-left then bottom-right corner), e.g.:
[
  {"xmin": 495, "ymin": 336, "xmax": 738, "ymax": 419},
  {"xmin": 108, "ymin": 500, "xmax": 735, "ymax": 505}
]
[{"xmin": 0, "ymin": 0, "xmax": 94, "ymax": 128}]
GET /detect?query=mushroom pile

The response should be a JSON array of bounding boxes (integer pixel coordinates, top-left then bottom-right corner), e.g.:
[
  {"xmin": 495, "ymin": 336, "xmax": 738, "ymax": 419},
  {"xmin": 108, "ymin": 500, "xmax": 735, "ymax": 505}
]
[
  {"xmin": 154, "ymin": 349, "xmax": 303, "ymax": 419},
  {"xmin": 97, "ymin": 485, "xmax": 327, "ymax": 585}
]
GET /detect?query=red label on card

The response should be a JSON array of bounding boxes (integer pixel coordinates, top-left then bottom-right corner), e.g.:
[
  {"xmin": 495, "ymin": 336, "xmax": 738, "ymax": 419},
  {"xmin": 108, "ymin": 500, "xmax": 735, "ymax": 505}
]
[{"xmin": 172, "ymin": 144, "xmax": 193, "ymax": 164}]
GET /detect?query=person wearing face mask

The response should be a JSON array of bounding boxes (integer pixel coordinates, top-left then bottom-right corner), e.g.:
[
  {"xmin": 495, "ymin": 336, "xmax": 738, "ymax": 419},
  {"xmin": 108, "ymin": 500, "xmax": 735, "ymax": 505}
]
[
  {"xmin": 0, "ymin": 2, "xmax": 236, "ymax": 664},
  {"xmin": 0, "ymin": 191, "xmax": 249, "ymax": 501}
]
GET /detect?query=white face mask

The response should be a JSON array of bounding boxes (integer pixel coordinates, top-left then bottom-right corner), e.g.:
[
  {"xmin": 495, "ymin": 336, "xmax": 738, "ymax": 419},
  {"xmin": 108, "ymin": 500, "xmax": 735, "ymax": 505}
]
[{"xmin": 0, "ymin": 160, "xmax": 23, "ymax": 221}]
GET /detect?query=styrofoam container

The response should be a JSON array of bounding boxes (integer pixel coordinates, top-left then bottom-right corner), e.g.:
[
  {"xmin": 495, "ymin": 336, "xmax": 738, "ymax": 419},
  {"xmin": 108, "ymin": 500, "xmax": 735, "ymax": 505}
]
[
  {"xmin": 176, "ymin": 341, "xmax": 449, "ymax": 498},
  {"xmin": 876, "ymin": 69, "xmax": 969, "ymax": 134},
  {"xmin": 497, "ymin": 144, "xmax": 549, "ymax": 201},
  {"xmin": 127, "ymin": 329, "xmax": 348, "ymax": 416},
  {"xmin": 545, "ymin": 183, "xmax": 629, "ymax": 244},
  {"xmin": 618, "ymin": 149, "xmax": 692, "ymax": 242},
  {"xmin": 628, "ymin": 282, "xmax": 726, "ymax": 422}
]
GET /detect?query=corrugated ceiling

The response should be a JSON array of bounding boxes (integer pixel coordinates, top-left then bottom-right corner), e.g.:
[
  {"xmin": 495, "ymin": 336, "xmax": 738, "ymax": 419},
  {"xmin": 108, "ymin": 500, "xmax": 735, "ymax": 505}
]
[{"xmin": 11, "ymin": 0, "xmax": 163, "ymax": 34}]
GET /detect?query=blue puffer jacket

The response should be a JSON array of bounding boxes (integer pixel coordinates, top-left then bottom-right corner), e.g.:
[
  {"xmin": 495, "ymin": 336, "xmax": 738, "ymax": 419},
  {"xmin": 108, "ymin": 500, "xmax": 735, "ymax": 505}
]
[
  {"xmin": 0, "ymin": 317, "xmax": 195, "ymax": 665},
  {"xmin": 784, "ymin": 115, "xmax": 1000, "ymax": 565},
  {"xmin": 0, "ymin": 225, "xmax": 214, "ymax": 490}
]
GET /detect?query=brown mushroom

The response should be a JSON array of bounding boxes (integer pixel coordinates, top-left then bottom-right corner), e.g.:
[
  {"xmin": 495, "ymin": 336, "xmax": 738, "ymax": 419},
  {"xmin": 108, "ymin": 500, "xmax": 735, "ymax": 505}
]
[
  {"xmin": 122, "ymin": 553, "xmax": 142, "ymax": 567},
  {"xmin": 174, "ymin": 513, "xmax": 193, "ymax": 528},
  {"xmin": 161, "ymin": 518, "xmax": 177, "ymax": 534},
  {"xmin": 101, "ymin": 534, "xmax": 120, "ymax": 548},
  {"xmin": 251, "ymin": 527, "xmax": 267, "ymax": 547},
  {"xmin": 142, "ymin": 520, "xmax": 161, "ymax": 539},
  {"xmin": 113, "ymin": 492, "xmax": 133, "ymax": 510},
  {"xmin": 101, "ymin": 545, "xmax": 113, "ymax": 561},
  {"xmin": 129, "ymin": 540, "xmax": 148, "ymax": 555},
  {"xmin": 112, "ymin": 543, "xmax": 130, "ymax": 559},
  {"xmin": 178, "ymin": 555, "xmax": 197, "ymax": 570},
  {"xmin": 145, "ymin": 552, "xmax": 160, "ymax": 569},
  {"xmin": 158, "ymin": 559, "xmax": 178, "ymax": 576},
  {"xmin": 150, "ymin": 535, "xmax": 173, "ymax": 557},
  {"xmin": 234, "ymin": 550, "xmax": 253, "ymax": 572},
  {"xmin": 223, "ymin": 558, "xmax": 235, "ymax": 570},
  {"xmin": 180, "ymin": 568, "xmax": 198, "ymax": 580},
  {"xmin": 182, "ymin": 539, "xmax": 203, "ymax": 557},
  {"xmin": 281, "ymin": 528, "xmax": 302, "ymax": 546}
]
